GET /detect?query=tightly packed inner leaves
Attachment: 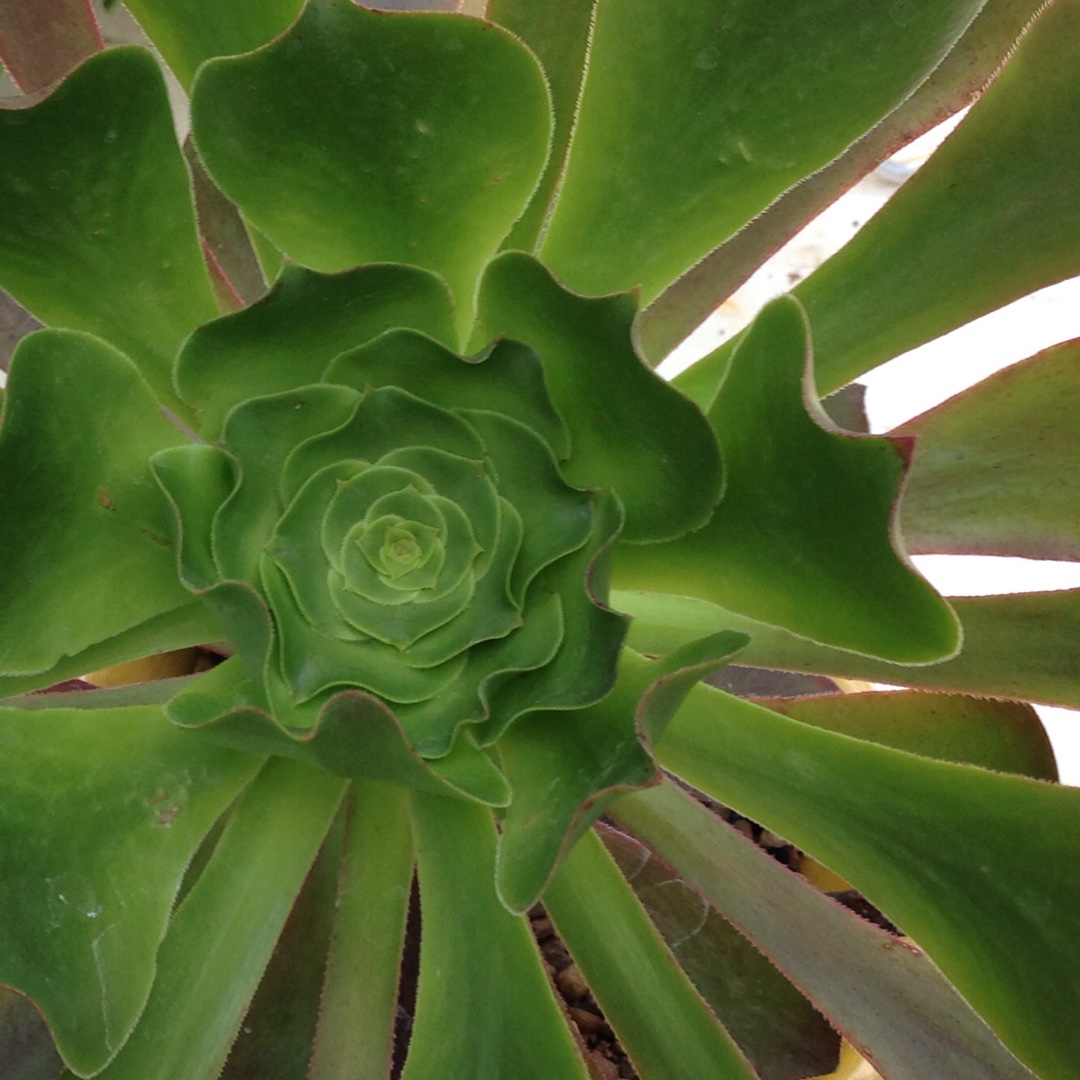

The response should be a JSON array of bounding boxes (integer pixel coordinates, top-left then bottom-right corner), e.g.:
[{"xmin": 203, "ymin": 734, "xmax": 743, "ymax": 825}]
[{"xmin": 1, "ymin": 2, "xmax": 1079, "ymax": 1079}]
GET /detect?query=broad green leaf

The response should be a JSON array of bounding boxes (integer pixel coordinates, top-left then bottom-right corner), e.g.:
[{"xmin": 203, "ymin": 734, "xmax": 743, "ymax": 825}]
[
  {"xmin": 614, "ymin": 782, "xmax": 1040, "ymax": 1080},
  {"xmin": 475, "ymin": 252, "xmax": 722, "ymax": 542},
  {"xmin": 169, "ymin": 662, "xmax": 511, "ymax": 805},
  {"xmin": 0, "ymin": 332, "xmax": 194, "ymax": 678},
  {"xmin": 122, "ymin": 0, "xmax": 302, "ymax": 90},
  {"xmin": 192, "ymin": 0, "xmax": 552, "ymax": 342},
  {"xmin": 488, "ymin": 0, "xmax": 596, "ymax": 252},
  {"xmin": 545, "ymin": 826, "xmax": 759, "ymax": 1080},
  {"xmin": 496, "ymin": 633, "xmax": 747, "ymax": 914},
  {"xmin": 0, "ymin": 704, "xmax": 262, "ymax": 1077},
  {"xmin": 600, "ymin": 826, "xmax": 840, "ymax": 1080},
  {"xmin": 0, "ymin": 0, "xmax": 101, "ymax": 92},
  {"xmin": 795, "ymin": 0, "xmax": 1080, "ymax": 394},
  {"xmin": 403, "ymin": 794, "xmax": 590, "ymax": 1080},
  {"xmin": 93, "ymin": 759, "xmax": 346, "ymax": 1080},
  {"xmin": 638, "ymin": 0, "xmax": 1050, "ymax": 363},
  {"xmin": 0, "ymin": 602, "xmax": 223, "ymax": 701},
  {"xmin": 310, "ymin": 783, "xmax": 414, "ymax": 1080},
  {"xmin": 539, "ymin": 0, "xmax": 985, "ymax": 302},
  {"xmin": 327, "ymin": 332, "xmax": 569, "ymax": 461},
  {"xmin": 617, "ymin": 588, "xmax": 1080, "ymax": 711},
  {"xmin": 0, "ymin": 49, "xmax": 217, "ymax": 413},
  {"xmin": 759, "ymin": 691, "xmax": 1057, "ymax": 781},
  {"xmin": 220, "ymin": 814, "xmax": 342, "ymax": 1080},
  {"xmin": 177, "ymin": 264, "xmax": 455, "ymax": 440},
  {"xmin": 614, "ymin": 298, "xmax": 959, "ymax": 663},
  {"xmin": 655, "ymin": 684, "xmax": 1080, "ymax": 1080},
  {"xmin": 898, "ymin": 339, "xmax": 1080, "ymax": 560}
]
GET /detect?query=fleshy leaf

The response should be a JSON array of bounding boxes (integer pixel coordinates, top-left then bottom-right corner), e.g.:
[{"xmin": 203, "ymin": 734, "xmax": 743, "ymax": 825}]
[
  {"xmin": 0, "ymin": 331, "xmax": 195, "ymax": 678},
  {"xmin": 327, "ymin": 331, "xmax": 569, "ymax": 461},
  {"xmin": 539, "ymin": 0, "xmax": 985, "ymax": 301},
  {"xmin": 638, "ymin": 0, "xmax": 1051, "ymax": 363},
  {"xmin": 0, "ymin": 704, "xmax": 262, "ymax": 1077},
  {"xmin": 544, "ymin": 826, "xmax": 759, "ymax": 1080},
  {"xmin": 600, "ymin": 825, "xmax": 840, "ymax": 1080},
  {"xmin": 794, "ymin": 0, "xmax": 1080, "ymax": 394},
  {"xmin": 475, "ymin": 251, "xmax": 722, "ymax": 542},
  {"xmin": 402, "ymin": 793, "xmax": 591, "ymax": 1080},
  {"xmin": 168, "ymin": 663, "xmax": 509, "ymax": 805},
  {"xmin": 219, "ymin": 814, "xmax": 341, "ymax": 1080},
  {"xmin": 656, "ymin": 683, "xmax": 1080, "ymax": 1080},
  {"xmin": 614, "ymin": 298, "xmax": 960, "ymax": 663},
  {"xmin": 191, "ymin": 0, "xmax": 552, "ymax": 341},
  {"xmin": 0, "ymin": 0, "xmax": 102, "ymax": 92},
  {"xmin": 496, "ymin": 633, "xmax": 747, "ymax": 914},
  {"xmin": 0, "ymin": 48, "xmax": 217, "ymax": 413},
  {"xmin": 309, "ymin": 783, "xmax": 414, "ymax": 1080},
  {"xmin": 898, "ymin": 339, "xmax": 1080, "ymax": 560},
  {"xmin": 122, "ymin": 0, "xmax": 303, "ymax": 90},
  {"xmin": 759, "ymin": 691, "xmax": 1057, "ymax": 781},
  {"xmin": 618, "ymin": 589, "xmax": 1080, "ymax": 711},
  {"xmin": 91, "ymin": 759, "xmax": 346, "ymax": 1080},
  {"xmin": 614, "ymin": 782, "xmax": 1041, "ymax": 1080},
  {"xmin": 488, "ymin": 0, "xmax": 596, "ymax": 252},
  {"xmin": 176, "ymin": 264, "xmax": 455, "ymax": 440}
]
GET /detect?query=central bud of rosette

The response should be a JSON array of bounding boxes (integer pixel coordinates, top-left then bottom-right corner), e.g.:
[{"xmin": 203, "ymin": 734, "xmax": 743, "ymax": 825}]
[{"xmin": 155, "ymin": 329, "xmax": 628, "ymax": 773}]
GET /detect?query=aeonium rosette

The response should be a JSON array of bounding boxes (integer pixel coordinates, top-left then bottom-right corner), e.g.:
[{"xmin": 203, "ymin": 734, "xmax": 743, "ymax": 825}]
[
  {"xmin": 154, "ymin": 321, "xmax": 626, "ymax": 774},
  {"xmin": 145, "ymin": 251, "xmax": 728, "ymax": 909}
]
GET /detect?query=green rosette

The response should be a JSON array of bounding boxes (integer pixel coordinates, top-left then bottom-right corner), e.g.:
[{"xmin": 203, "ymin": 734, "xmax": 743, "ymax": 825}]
[{"xmin": 153, "ymin": 332, "xmax": 629, "ymax": 772}]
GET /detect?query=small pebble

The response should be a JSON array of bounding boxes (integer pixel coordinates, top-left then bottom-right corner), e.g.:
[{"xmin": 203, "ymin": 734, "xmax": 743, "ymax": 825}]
[
  {"xmin": 588, "ymin": 1050, "xmax": 620, "ymax": 1080},
  {"xmin": 732, "ymin": 818, "xmax": 755, "ymax": 841},
  {"xmin": 555, "ymin": 962, "xmax": 589, "ymax": 1000},
  {"xmin": 532, "ymin": 916, "xmax": 555, "ymax": 940},
  {"xmin": 569, "ymin": 1005, "xmax": 603, "ymax": 1035}
]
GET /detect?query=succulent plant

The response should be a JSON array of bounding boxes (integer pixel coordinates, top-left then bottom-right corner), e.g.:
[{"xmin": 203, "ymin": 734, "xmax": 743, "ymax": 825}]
[{"xmin": 1, "ymin": 1, "xmax": 1079, "ymax": 1079}]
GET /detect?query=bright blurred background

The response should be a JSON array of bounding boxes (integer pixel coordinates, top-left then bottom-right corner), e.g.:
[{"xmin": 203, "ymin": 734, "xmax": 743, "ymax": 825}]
[{"xmin": 659, "ymin": 115, "xmax": 1080, "ymax": 784}]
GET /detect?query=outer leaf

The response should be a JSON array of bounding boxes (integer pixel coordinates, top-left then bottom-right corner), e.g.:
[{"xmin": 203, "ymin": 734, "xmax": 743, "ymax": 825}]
[
  {"xmin": 795, "ymin": 0, "xmax": 1080, "ymax": 394},
  {"xmin": 600, "ymin": 826, "xmax": 840, "ymax": 1080},
  {"xmin": 656, "ymin": 683, "xmax": 1080, "ymax": 1080},
  {"xmin": 617, "ymin": 589, "xmax": 1080, "ymax": 710},
  {"xmin": 176, "ymin": 264, "xmax": 455, "ymax": 440},
  {"xmin": 403, "ymin": 794, "xmax": 590, "ymax": 1080},
  {"xmin": 169, "ymin": 661, "xmax": 512, "ymax": 805},
  {"xmin": 758, "ymin": 691, "xmax": 1057, "ymax": 781},
  {"xmin": 121, "ymin": 0, "xmax": 302, "ymax": 90},
  {"xmin": 0, "ymin": 49, "xmax": 217, "ymax": 412},
  {"xmin": 0, "ymin": 704, "xmax": 262, "ymax": 1077},
  {"xmin": 614, "ymin": 298, "xmax": 960, "ymax": 663},
  {"xmin": 0, "ymin": 332, "xmax": 194, "ymax": 678},
  {"xmin": 93, "ymin": 759, "xmax": 346, "ymax": 1080},
  {"xmin": 495, "ymin": 633, "xmax": 747, "ymax": 914},
  {"xmin": 219, "ymin": 815, "xmax": 342, "ymax": 1080},
  {"xmin": 545, "ymin": 826, "xmax": 760, "ymax": 1080},
  {"xmin": 327, "ymin": 332, "xmax": 569, "ymax": 461},
  {"xmin": 475, "ymin": 251, "xmax": 722, "ymax": 542},
  {"xmin": 614, "ymin": 782, "xmax": 1039, "ymax": 1080},
  {"xmin": 192, "ymin": 0, "xmax": 552, "ymax": 342},
  {"xmin": 488, "ymin": 0, "xmax": 597, "ymax": 251},
  {"xmin": 0, "ymin": 603, "xmax": 223, "ymax": 701},
  {"xmin": 310, "ymin": 783, "xmax": 414, "ymax": 1080},
  {"xmin": 0, "ymin": 0, "xmax": 101, "ymax": 93},
  {"xmin": 638, "ymin": 0, "xmax": 1050, "ymax": 362},
  {"xmin": 539, "ymin": 0, "xmax": 985, "ymax": 301},
  {"xmin": 898, "ymin": 338, "xmax": 1080, "ymax": 560}
]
